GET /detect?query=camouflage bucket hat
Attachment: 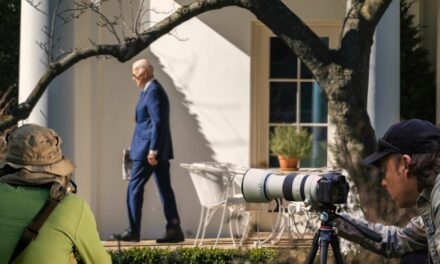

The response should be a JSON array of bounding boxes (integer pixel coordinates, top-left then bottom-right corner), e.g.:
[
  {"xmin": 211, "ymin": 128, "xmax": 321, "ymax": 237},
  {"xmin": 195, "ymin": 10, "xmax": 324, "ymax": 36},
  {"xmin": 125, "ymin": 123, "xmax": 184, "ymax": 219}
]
[{"xmin": 0, "ymin": 124, "xmax": 75, "ymax": 176}]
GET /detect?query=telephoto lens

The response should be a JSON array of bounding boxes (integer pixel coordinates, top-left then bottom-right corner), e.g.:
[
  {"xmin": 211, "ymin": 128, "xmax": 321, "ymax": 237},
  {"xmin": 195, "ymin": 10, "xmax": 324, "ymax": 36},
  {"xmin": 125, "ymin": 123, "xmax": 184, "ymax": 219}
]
[{"xmin": 241, "ymin": 169, "xmax": 349, "ymax": 208}]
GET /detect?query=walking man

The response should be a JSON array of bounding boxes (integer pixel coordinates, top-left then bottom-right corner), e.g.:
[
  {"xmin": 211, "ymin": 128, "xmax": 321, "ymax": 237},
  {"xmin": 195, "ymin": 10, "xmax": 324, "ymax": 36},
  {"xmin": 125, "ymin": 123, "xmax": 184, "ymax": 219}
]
[{"xmin": 113, "ymin": 59, "xmax": 184, "ymax": 243}]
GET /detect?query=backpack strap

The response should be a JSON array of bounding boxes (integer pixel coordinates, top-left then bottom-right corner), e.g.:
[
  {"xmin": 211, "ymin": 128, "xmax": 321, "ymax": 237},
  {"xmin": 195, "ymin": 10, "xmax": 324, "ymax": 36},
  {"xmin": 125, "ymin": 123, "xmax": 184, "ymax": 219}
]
[{"xmin": 8, "ymin": 197, "xmax": 60, "ymax": 264}]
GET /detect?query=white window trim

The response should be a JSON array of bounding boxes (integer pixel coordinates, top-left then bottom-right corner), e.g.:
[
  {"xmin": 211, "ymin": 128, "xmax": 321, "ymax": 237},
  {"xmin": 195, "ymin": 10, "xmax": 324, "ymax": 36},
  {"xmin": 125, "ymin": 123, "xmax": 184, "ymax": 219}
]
[{"xmin": 250, "ymin": 21, "xmax": 341, "ymax": 168}]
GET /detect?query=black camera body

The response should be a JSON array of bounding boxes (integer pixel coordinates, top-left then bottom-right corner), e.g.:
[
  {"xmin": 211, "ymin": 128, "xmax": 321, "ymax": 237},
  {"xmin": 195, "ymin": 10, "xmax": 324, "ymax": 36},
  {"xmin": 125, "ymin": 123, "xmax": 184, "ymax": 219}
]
[{"xmin": 316, "ymin": 173, "xmax": 349, "ymax": 206}]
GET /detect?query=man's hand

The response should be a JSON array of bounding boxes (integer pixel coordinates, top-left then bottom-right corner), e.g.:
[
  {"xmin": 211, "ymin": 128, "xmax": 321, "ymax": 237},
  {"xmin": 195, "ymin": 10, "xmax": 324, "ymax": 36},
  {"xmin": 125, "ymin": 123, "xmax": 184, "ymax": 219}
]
[{"xmin": 148, "ymin": 152, "xmax": 158, "ymax": 166}]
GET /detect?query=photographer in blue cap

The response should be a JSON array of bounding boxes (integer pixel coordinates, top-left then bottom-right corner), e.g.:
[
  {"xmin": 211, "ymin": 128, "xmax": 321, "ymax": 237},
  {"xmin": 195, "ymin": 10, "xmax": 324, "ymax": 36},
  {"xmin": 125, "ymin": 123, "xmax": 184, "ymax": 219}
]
[{"xmin": 337, "ymin": 119, "xmax": 440, "ymax": 263}]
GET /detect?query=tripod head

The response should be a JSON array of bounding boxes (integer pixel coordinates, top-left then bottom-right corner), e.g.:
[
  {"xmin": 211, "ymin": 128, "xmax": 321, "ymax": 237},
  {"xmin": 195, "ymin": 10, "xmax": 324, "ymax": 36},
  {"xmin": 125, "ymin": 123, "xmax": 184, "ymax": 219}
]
[
  {"xmin": 305, "ymin": 205, "xmax": 382, "ymax": 264},
  {"xmin": 315, "ymin": 205, "xmax": 382, "ymax": 243}
]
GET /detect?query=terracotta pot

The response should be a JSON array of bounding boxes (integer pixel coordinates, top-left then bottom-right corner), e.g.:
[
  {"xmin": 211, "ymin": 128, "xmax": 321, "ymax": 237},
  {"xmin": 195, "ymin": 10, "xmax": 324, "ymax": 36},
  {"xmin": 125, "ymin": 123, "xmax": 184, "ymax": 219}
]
[{"xmin": 278, "ymin": 155, "xmax": 299, "ymax": 171}]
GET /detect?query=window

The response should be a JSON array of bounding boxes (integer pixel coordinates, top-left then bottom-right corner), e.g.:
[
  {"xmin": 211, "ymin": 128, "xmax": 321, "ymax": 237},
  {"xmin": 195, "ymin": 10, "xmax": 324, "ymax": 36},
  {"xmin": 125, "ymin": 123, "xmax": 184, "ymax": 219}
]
[{"xmin": 250, "ymin": 22, "xmax": 340, "ymax": 168}]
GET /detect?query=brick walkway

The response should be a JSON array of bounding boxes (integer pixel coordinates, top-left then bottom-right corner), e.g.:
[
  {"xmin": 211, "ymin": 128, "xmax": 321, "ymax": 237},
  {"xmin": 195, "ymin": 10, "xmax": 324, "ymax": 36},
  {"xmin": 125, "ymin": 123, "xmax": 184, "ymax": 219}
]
[{"xmin": 103, "ymin": 233, "xmax": 313, "ymax": 251}]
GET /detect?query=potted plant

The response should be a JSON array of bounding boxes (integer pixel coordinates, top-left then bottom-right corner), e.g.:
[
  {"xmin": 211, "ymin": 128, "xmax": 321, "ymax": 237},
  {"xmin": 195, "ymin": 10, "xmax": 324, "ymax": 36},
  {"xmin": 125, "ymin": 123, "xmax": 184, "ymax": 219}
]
[{"xmin": 269, "ymin": 126, "xmax": 313, "ymax": 171}]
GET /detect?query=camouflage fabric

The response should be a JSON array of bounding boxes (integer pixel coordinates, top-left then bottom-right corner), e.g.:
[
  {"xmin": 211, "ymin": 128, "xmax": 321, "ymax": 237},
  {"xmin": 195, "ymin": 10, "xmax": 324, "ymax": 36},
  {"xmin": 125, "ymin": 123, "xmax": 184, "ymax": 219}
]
[{"xmin": 337, "ymin": 173, "xmax": 440, "ymax": 263}]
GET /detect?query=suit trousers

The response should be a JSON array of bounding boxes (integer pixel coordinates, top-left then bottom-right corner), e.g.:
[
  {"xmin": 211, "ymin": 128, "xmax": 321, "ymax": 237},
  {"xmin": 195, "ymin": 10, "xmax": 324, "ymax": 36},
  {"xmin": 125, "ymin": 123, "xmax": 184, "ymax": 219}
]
[{"xmin": 127, "ymin": 159, "xmax": 180, "ymax": 236}]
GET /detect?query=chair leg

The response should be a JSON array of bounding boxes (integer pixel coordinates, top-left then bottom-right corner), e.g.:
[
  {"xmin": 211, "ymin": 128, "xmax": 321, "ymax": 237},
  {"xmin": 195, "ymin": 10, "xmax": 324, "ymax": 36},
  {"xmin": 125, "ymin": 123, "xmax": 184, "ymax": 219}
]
[
  {"xmin": 199, "ymin": 207, "xmax": 210, "ymax": 246},
  {"xmin": 261, "ymin": 204, "xmax": 283, "ymax": 244},
  {"xmin": 239, "ymin": 212, "xmax": 252, "ymax": 246},
  {"xmin": 228, "ymin": 206, "xmax": 236, "ymax": 247},
  {"xmin": 200, "ymin": 207, "xmax": 218, "ymax": 246},
  {"xmin": 214, "ymin": 204, "xmax": 229, "ymax": 248},
  {"xmin": 194, "ymin": 206, "xmax": 205, "ymax": 246},
  {"xmin": 272, "ymin": 213, "xmax": 287, "ymax": 245},
  {"xmin": 234, "ymin": 207, "xmax": 241, "ymax": 237}
]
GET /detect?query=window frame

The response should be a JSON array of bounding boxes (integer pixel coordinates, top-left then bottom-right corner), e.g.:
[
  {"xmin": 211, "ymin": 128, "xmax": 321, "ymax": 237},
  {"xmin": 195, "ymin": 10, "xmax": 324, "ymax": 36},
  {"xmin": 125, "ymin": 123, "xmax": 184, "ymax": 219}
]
[{"xmin": 250, "ymin": 21, "xmax": 341, "ymax": 168}]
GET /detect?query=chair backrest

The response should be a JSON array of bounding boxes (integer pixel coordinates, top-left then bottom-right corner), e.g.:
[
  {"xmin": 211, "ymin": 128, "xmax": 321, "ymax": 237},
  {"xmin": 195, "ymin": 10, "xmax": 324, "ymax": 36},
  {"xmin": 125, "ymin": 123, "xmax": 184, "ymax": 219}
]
[{"xmin": 183, "ymin": 162, "xmax": 232, "ymax": 207}]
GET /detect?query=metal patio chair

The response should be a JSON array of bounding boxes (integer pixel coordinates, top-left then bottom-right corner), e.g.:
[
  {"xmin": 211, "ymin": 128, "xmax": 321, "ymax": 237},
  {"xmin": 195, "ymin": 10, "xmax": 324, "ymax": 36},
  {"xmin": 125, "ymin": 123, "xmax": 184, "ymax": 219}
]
[{"xmin": 180, "ymin": 162, "xmax": 249, "ymax": 248}]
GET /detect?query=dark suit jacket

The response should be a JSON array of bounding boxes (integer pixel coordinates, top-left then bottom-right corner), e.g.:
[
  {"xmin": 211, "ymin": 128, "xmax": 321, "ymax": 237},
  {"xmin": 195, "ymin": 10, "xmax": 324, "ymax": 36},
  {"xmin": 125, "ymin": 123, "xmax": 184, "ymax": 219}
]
[{"xmin": 130, "ymin": 80, "xmax": 174, "ymax": 161}]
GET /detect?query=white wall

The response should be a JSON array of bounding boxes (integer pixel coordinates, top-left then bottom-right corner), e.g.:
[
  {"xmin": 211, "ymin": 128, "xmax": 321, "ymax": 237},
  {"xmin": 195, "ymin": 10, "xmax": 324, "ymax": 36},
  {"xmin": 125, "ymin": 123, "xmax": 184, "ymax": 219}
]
[{"xmin": 368, "ymin": 0, "xmax": 400, "ymax": 138}]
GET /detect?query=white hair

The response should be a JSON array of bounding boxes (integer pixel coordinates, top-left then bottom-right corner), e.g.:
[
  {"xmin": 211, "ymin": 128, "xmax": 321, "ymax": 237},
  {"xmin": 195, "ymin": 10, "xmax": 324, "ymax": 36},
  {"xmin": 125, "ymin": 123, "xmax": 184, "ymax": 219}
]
[{"xmin": 132, "ymin": 59, "xmax": 154, "ymax": 75}]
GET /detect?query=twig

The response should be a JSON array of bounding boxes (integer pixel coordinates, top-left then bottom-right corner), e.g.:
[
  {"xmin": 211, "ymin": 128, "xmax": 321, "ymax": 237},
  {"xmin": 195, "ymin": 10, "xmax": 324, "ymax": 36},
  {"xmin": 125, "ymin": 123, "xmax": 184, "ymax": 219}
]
[
  {"xmin": 129, "ymin": 0, "xmax": 135, "ymax": 34},
  {"xmin": 25, "ymin": 0, "xmax": 48, "ymax": 15},
  {"xmin": 49, "ymin": 0, "xmax": 62, "ymax": 62},
  {"xmin": 76, "ymin": 1, "xmax": 122, "ymax": 43},
  {"xmin": 134, "ymin": 0, "xmax": 145, "ymax": 35},
  {"xmin": 116, "ymin": 0, "xmax": 127, "ymax": 39}
]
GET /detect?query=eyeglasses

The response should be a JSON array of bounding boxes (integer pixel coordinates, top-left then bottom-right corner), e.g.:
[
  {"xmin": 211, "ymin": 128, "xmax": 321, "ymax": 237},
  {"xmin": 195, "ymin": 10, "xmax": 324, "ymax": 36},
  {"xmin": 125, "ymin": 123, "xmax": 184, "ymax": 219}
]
[{"xmin": 132, "ymin": 73, "xmax": 141, "ymax": 79}]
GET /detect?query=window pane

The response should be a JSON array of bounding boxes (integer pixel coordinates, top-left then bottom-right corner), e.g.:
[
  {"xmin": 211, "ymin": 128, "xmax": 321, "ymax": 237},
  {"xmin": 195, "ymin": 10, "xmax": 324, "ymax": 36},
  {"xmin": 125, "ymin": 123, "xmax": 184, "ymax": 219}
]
[
  {"xmin": 300, "ymin": 82, "xmax": 327, "ymax": 123},
  {"xmin": 300, "ymin": 127, "xmax": 327, "ymax": 168},
  {"xmin": 270, "ymin": 82, "xmax": 297, "ymax": 123},
  {"xmin": 270, "ymin": 37, "xmax": 297, "ymax": 78},
  {"xmin": 268, "ymin": 126, "xmax": 279, "ymax": 168},
  {"xmin": 269, "ymin": 154, "xmax": 280, "ymax": 168},
  {"xmin": 300, "ymin": 61, "xmax": 314, "ymax": 79},
  {"xmin": 300, "ymin": 37, "xmax": 329, "ymax": 79}
]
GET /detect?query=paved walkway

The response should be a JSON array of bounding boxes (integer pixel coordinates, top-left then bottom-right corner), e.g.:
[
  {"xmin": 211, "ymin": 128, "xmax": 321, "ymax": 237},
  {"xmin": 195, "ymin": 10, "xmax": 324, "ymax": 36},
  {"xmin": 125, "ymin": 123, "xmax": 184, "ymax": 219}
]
[{"xmin": 103, "ymin": 233, "xmax": 313, "ymax": 251}]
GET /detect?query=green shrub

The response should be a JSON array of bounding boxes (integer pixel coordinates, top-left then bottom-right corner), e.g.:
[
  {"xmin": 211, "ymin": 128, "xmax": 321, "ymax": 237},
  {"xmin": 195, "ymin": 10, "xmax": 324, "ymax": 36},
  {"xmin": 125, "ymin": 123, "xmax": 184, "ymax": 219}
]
[
  {"xmin": 269, "ymin": 126, "xmax": 313, "ymax": 159},
  {"xmin": 247, "ymin": 248, "xmax": 279, "ymax": 263},
  {"xmin": 109, "ymin": 247, "xmax": 280, "ymax": 264}
]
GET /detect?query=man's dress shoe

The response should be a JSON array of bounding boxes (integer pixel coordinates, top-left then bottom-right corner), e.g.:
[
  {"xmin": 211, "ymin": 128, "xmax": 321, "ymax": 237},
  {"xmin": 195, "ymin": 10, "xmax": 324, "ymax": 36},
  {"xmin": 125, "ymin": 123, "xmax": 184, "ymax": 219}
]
[
  {"xmin": 110, "ymin": 230, "xmax": 140, "ymax": 242},
  {"xmin": 156, "ymin": 226, "xmax": 184, "ymax": 243}
]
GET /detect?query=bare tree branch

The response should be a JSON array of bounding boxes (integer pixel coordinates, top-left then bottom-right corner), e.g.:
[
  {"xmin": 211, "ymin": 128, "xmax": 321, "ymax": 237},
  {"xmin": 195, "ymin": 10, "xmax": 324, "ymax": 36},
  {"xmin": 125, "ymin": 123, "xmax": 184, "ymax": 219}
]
[
  {"xmin": 134, "ymin": 0, "xmax": 145, "ymax": 35},
  {"xmin": 75, "ymin": 0, "xmax": 122, "ymax": 43},
  {"xmin": 3, "ymin": 0, "xmax": 248, "ymax": 131},
  {"xmin": 242, "ymin": 0, "xmax": 332, "ymax": 82}
]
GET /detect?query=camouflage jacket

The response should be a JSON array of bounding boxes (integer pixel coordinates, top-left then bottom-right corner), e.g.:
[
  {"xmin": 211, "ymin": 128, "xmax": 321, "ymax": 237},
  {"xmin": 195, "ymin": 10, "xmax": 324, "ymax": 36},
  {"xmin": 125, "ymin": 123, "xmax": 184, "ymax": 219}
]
[{"xmin": 337, "ymin": 174, "xmax": 440, "ymax": 263}]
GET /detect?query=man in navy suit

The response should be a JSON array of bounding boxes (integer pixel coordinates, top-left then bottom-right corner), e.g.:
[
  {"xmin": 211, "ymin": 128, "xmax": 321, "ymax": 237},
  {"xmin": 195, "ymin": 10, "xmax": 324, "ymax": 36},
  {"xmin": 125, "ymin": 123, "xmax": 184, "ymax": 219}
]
[{"xmin": 113, "ymin": 59, "xmax": 183, "ymax": 243}]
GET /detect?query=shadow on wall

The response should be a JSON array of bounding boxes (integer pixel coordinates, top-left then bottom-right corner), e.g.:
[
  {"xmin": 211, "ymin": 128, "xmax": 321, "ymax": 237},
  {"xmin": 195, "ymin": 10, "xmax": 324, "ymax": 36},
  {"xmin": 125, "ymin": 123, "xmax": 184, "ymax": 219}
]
[
  {"xmin": 144, "ymin": 51, "xmax": 217, "ymax": 238},
  {"xmin": 173, "ymin": 1, "xmax": 253, "ymax": 55}
]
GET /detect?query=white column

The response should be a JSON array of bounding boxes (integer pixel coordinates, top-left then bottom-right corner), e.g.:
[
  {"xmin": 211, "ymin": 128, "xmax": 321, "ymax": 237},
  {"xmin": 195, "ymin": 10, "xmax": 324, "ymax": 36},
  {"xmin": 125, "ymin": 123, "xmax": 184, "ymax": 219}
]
[
  {"xmin": 367, "ymin": 0, "xmax": 400, "ymax": 138},
  {"xmin": 19, "ymin": 0, "xmax": 50, "ymax": 126}
]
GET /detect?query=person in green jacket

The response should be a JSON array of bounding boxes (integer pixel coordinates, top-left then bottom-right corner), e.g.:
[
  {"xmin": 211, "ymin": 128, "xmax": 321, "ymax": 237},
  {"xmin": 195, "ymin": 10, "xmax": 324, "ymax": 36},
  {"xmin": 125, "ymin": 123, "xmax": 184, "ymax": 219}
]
[{"xmin": 0, "ymin": 124, "xmax": 111, "ymax": 264}]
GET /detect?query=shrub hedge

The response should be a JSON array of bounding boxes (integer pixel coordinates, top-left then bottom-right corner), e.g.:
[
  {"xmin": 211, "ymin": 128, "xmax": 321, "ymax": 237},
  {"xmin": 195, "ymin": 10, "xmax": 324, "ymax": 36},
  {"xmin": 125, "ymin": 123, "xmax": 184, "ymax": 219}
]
[{"xmin": 109, "ymin": 247, "xmax": 280, "ymax": 264}]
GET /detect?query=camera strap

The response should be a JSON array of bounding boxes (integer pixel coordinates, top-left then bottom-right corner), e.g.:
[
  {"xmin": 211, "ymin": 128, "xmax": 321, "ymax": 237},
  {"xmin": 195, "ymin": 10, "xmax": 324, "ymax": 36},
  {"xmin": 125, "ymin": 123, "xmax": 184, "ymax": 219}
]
[{"xmin": 8, "ymin": 197, "xmax": 60, "ymax": 264}]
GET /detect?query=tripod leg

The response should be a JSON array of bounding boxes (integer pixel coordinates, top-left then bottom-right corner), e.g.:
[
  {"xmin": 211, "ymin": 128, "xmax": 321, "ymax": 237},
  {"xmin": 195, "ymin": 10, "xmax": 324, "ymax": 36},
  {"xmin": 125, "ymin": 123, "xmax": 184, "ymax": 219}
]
[
  {"xmin": 305, "ymin": 230, "xmax": 320, "ymax": 264},
  {"xmin": 314, "ymin": 226, "xmax": 334, "ymax": 264},
  {"xmin": 330, "ymin": 233, "xmax": 344, "ymax": 264},
  {"xmin": 319, "ymin": 235, "xmax": 330, "ymax": 264}
]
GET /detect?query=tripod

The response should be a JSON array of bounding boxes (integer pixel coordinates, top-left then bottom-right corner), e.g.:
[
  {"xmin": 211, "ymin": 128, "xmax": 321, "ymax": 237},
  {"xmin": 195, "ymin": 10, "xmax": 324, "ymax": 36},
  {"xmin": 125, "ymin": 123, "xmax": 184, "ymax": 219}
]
[
  {"xmin": 304, "ymin": 206, "xmax": 382, "ymax": 264},
  {"xmin": 305, "ymin": 207, "xmax": 343, "ymax": 264}
]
